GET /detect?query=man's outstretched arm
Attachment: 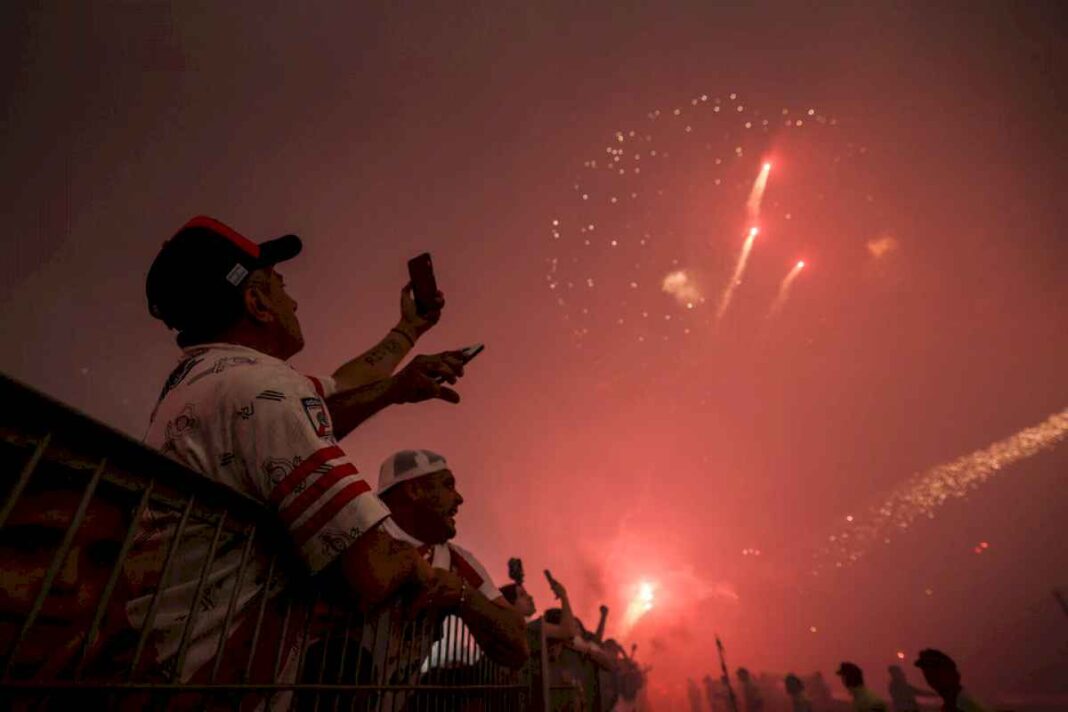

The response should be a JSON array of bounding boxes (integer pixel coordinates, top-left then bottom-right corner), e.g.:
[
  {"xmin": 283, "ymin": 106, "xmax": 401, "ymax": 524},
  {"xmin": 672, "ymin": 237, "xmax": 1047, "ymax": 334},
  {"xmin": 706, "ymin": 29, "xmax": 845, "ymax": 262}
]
[
  {"xmin": 325, "ymin": 351, "xmax": 466, "ymax": 439},
  {"xmin": 331, "ymin": 285, "xmax": 444, "ymax": 391}
]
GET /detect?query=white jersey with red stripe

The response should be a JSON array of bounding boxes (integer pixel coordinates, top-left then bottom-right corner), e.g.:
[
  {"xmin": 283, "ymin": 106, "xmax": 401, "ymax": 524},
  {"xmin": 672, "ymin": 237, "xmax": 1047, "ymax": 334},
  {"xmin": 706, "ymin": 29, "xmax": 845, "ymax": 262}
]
[{"xmin": 134, "ymin": 342, "xmax": 390, "ymax": 688}]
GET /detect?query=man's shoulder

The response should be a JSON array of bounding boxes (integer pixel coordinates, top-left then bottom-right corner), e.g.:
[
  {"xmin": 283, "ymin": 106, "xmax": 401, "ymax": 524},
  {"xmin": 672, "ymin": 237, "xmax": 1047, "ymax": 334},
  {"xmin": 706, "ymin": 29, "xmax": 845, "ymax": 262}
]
[
  {"xmin": 179, "ymin": 348, "xmax": 309, "ymax": 402},
  {"xmin": 445, "ymin": 541, "xmax": 488, "ymax": 571}
]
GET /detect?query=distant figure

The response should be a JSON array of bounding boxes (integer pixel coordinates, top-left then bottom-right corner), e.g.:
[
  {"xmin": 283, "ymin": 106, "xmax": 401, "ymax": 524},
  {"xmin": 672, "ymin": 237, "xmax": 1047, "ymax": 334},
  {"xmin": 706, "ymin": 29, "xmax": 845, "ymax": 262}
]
[
  {"xmin": 888, "ymin": 664, "xmax": 937, "ymax": 712},
  {"xmin": 913, "ymin": 649, "xmax": 991, "ymax": 712},
  {"xmin": 737, "ymin": 667, "xmax": 764, "ymax": 712},
  {"xmin": 785, "ymin": 673, "xmax": 813, "ymax": 712},
  {"xmin": 837, "ymin": 662, "xmax": 889, "ymax": 712},
  {"xmin": 808, "ymin": 671, "xmax": 834, "ymax": 706},
  {"xmin": 688, "ymin": 677, "xmax": 706, "ymax": 712}
]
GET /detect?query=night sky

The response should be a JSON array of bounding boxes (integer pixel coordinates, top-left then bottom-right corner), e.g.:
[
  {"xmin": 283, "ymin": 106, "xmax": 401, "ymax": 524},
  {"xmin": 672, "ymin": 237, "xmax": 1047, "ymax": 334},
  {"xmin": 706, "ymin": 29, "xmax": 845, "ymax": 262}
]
[{"xmin": 2, "ymin": 2, "xmax": 1067, "ymax": 706}]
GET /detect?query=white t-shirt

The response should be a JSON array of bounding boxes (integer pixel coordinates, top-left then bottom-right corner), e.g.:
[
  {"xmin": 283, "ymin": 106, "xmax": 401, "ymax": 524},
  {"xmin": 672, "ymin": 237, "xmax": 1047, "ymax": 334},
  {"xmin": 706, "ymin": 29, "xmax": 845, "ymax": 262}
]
[{"xmin": 133, "ymin": 342, "xmax": 390, "ymax": 685}]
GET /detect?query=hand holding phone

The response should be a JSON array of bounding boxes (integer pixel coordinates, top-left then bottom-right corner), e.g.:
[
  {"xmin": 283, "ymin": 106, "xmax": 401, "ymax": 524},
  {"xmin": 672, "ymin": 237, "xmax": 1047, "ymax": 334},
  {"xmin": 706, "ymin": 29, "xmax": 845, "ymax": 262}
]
[
  {"xmin": 407, "ymin": 253, "xmax": 439, "ymax": 317},
  {"xmin": 508, "ymin": 557, "xmax": 524, "ymax": 585},
  {"xmin": 545, "ymin": 569, "xmax": 566, "ymax": 600},
  {"xmin": 434, "ymin": 344, "xmax": 484, "ymax": 384}
]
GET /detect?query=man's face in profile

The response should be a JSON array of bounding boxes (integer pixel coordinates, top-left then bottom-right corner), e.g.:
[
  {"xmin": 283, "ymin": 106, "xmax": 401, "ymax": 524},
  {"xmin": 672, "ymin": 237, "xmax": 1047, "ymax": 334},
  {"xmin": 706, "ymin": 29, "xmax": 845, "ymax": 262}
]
[
  {"xmin": 0, "ymin": 488, "xmax": 127, "ymax": 676},
  {"xmin": 408, "ymin": 469, "xmax": 464, "ymax": 543}
]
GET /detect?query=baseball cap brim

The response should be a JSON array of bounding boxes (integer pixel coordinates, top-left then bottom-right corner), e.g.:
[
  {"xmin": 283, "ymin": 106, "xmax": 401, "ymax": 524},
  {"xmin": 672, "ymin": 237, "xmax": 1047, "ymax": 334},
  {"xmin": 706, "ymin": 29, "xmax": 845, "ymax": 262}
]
[{"xmin": 258, "ymin": 233, "xmax": 302, "ymax": 267}]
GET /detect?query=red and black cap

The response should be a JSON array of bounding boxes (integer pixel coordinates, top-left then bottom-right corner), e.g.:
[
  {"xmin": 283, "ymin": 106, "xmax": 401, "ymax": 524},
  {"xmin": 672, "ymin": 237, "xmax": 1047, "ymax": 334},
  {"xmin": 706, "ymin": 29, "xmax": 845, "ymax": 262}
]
[{"xmin": 146, "ymin": 216, "xmax": 302, "ymax": 332}]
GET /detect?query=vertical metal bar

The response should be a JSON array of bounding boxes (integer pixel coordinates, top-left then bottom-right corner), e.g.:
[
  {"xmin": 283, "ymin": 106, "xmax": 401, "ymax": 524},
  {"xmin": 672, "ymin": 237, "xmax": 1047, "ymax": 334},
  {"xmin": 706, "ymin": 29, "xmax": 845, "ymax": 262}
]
[
  {"xmin": 264, "ymin": 593, "xmax": 294, "ymax": 710},
  {"xmin": 73, "ymin": 480, "xmax": 154, "ymax": 679},
  {"xmin": 292, "ymin": 590, "xmax": 320, "ymax": 712},
  {"xmin": 539, "ymin": 618, "xmax": 550, "ymax": 712},
  {"xmin": 311, "ymin": 600, "xmax": 342, "ymax": 712},
  {"xmin": 172, "ymin": 510, "xmax": 228, "ymax": 681},
  {"xmin": 128, "ymin": 493, "xmax": 197, "ymax": 679},
  {"xmin": 320, "ymin": 605, "xmax": 354, "ymax": 712},
  {"xmin": 0, "ymin": 433, "xmax": 51, "ymax": 530},
  {"xmin": 209, "ymin": 524, "xmax": 258, "ymax": 682},
  {"xmin": 242, "ymin": 555, "xmax": 279, "ymax": 682},
  {"xmin": 331, "ymin": 606, "xmax": 360, "ymax": 712},
  {"xmin": 395, "ymin": 613, "xmax": 418, "ymax": 712},
  {"xmin": 0, "ymin": 455, "xmax": 105, "ymax": 680}
]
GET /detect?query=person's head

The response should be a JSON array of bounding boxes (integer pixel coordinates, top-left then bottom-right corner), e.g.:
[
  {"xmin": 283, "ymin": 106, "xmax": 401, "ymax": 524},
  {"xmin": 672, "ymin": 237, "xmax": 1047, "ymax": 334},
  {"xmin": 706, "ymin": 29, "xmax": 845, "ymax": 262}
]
[
  {"xmin": 888, "ymin": 664, "xmax": 906, "ymax": 681},
  {"xmin": 784, "ymin": 673, "xmax": 804, "ymax": 695},
  {"xmin": 737, "ymin": 667, "xmax": 750, "ymax": 682},
  {"xmin": 914, "ymin": 649, "xmax": 960, "ymax": 696},
  {"xmin": 0, "ymin": 471, "xmax": 133, "ymax": 677},
  {"xmin": 836, "ymin": 662, "xmax": 864, "ymax": 690},
  {"xmin": 378, "ymin": 450, "xmax": 463, "ymax": 544},
  {"xmin": 147, "ymin": 216, "xmax": 304, "ymax": 358},
  {"xmin": 501, "ymin": 583, "xmax": 536, "ymax": 618}
]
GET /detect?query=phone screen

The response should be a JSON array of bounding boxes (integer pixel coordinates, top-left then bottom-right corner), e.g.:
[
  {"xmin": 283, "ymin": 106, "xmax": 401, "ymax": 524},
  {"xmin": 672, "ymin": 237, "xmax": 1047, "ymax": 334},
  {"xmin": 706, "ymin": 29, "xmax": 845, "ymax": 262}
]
[{"xmin": 407, "ymin": 253, "xmax": 438, "ymax": 315}]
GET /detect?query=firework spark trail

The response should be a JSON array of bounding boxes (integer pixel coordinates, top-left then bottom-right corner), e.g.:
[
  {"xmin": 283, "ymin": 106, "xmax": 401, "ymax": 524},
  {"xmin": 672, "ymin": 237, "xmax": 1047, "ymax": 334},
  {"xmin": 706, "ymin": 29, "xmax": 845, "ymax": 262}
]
[
  {"xmin": 767, "ymin": 260, "xmax": 805, "ymax": 318},
  {"xmin": 746, "ymin": 162, "xmax": 772, "ymax": 222},
  {"xmin": 817, "ymin": 407, "xmax": 1068, "ymax": 571},
  {"xmin": 716, "ymin": 227, "xmax": 759, "ymax": 323}
]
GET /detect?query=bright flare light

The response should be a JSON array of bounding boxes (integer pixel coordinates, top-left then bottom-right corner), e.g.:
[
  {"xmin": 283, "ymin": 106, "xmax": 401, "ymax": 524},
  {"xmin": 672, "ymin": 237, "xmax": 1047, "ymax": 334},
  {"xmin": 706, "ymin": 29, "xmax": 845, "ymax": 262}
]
[
  {"xmin": 767, "ymin": 259, "xmax": 806, "ymax": 318},
  {"xmin": 621, "ymin": 580, "xmax": 658, "ymax": 632},
  {"xmin": 716, "ymin": 227, "xmax": 759, "ymax": 323},
  {"xmin": 746, "ymin": 161, "xmax": 773, "ymax": 222}
]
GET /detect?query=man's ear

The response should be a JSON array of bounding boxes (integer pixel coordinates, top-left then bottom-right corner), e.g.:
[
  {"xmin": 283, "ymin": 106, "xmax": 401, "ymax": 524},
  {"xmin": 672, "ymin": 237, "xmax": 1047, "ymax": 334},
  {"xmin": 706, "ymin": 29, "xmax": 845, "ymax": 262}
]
[{"xmin": 243, "ymin": 280, "xmax": 274, "ymax": 324}]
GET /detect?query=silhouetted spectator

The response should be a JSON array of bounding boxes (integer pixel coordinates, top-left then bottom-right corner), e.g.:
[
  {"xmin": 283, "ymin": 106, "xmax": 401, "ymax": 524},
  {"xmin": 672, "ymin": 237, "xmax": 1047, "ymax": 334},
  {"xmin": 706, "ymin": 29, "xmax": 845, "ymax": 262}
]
[
  {"xmin": 808, "ymin": 671, "xmax": 834, "ymax": 707},
  {"xmin": 913, "ymin": 649, "xmax": 991, "ymax": 712},
  {"xmin": 837, "ymin": 662, "xmax": 889, "ymax": 712},
  {"xmin": 738, "ymin": 667, "xmax": 765, "ymax": 712},
  {"xmin": 689, "ymin": 677, "xmax": 706, "ymax": 712},
  {"xmin": 888, "ymin": 664, "xmax": 937, "ymax": 712},
  {"xmin": 785, "ymin": 673, "xmax": 813, "ymax": 712}
]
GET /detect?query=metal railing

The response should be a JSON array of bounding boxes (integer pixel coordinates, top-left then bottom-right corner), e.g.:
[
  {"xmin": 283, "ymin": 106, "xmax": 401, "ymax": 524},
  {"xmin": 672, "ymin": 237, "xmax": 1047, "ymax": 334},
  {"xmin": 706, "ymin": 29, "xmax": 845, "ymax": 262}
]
[
  {"xmin": 0, "ymin": 373, "xmax": 626, "ymax": 711},
  {"xmin": 0, "ymin": 374, "xmax": 535, "ymax": 710}
]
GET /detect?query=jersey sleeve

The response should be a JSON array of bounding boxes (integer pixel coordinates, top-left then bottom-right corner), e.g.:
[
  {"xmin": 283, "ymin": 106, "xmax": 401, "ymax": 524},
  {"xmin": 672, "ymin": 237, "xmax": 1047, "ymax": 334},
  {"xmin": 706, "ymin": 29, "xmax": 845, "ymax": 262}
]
[
  {"xmin": 228, "ymin": 369, "xmax": 388, "ymax": 572},
  {"xmin": 448, "ymin": 543, "xmax": 503, "ymax": 601}
]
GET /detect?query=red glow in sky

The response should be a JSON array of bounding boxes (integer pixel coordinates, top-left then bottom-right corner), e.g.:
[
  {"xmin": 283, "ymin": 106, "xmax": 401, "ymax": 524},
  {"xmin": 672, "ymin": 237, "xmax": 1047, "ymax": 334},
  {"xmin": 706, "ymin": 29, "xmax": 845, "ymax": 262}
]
[{"xmin": 1, "ymin": 2, "xmax": 1066, "ymax": 705}]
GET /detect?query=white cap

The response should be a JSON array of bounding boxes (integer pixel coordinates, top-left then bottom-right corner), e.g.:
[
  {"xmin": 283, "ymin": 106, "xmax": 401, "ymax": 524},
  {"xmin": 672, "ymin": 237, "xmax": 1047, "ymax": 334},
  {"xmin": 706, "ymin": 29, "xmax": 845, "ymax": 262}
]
[{"xmin": 378, "ymin": 449, "xmax": 449, "ymax": 494}]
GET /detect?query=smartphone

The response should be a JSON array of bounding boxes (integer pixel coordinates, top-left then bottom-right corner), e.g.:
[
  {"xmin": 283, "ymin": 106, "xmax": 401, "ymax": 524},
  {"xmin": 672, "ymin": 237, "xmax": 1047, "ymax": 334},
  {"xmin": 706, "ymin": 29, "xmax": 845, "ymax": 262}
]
[
  {"xmin": 508, "ymin": 557, "xmax": 524, "ymax": 584},
  {"xmin": 434, "ymin": 344, "xmax": 483, "ymax": 384},
  {"xmin": 459, "ymin": 343, "xmax": 484, "ymax": 365},
  {"xmin": 544, "ymin": 569, "xmax": 557, "ymax": 586},
  {"xmin": 407, "ymin": 253, "xmax": 438, "ymax": 316}
]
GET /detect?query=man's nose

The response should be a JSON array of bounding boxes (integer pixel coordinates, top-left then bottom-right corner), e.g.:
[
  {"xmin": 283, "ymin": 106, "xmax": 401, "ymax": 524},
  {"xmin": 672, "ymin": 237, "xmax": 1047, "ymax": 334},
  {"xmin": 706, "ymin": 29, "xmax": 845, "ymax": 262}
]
[{"xmin": 454, "ymin": 490, "xmax": 464, "ymax": 507}]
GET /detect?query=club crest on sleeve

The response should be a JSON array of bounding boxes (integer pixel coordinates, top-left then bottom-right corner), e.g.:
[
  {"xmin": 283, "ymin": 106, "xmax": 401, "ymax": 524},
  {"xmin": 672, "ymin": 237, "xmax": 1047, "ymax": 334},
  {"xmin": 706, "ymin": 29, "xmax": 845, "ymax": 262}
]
[{"xmin": 301, "ymin": 397, "xmax": 332, "ymax": 438}]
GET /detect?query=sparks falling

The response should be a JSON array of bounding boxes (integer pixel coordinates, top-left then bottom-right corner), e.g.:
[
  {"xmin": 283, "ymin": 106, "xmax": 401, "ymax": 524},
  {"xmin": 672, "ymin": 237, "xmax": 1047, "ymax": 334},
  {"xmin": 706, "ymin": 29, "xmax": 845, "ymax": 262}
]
[
  {"xmin": 817, "ymin": 407, "xmax": 1068, "ymax": 570},
  {"xmin": 716, "ymin": 226, "xmax": 759, "ymax": 323},
  {"xmin": 746, "ymin": 161, "xmax": 773, "ymax": 222},
  {"xmin": 768, "ymin": 260, "xmax": 806, "ymax": 318}
]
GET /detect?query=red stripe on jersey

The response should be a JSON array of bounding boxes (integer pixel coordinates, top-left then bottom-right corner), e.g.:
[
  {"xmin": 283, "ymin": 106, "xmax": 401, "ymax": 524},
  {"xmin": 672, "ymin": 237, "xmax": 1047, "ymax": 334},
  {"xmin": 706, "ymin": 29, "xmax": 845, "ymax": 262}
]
[
  {"xmin": 278, "ymin": 462, "xmax": 359, "ymax": 527},
  {"xmin": 448, "ymin": 545, "xmax": 485, "ymax": 590},
  {"xmin": 269, "ymin": 446, "xmax": 344, "ymax": 505},
  {"xmin": 292, "ymin": 479, "xmax": 372, "ymax": 547},
  {"xmin": 307, "ymin": 375, "xmax": 325, "ymax": 399}
]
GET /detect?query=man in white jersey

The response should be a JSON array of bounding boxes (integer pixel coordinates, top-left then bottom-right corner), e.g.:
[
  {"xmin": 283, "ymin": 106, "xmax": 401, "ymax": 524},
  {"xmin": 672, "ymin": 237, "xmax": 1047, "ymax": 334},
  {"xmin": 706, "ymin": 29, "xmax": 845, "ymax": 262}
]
[
  {"xmin": 377, "ymin": 449, "xmax": 529, "ymax": 669},
  {"xmin": 138, "ymin": 216, "xmax": 466, "ymax": 695}
]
